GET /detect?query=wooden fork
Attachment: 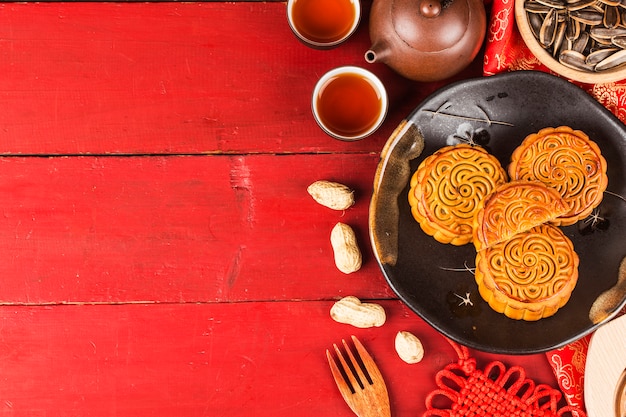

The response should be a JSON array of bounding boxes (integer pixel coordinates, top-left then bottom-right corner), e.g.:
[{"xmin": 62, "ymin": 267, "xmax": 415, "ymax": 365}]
[{"xmin": 326, "ymin": 335, "xmax": 391, "ymax": 417}]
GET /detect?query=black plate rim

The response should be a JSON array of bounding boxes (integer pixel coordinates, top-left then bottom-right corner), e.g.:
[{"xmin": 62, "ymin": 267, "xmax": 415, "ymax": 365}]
[{"xmin": 370, "ymin": 70, "xmax": 626, "ymax": 354}]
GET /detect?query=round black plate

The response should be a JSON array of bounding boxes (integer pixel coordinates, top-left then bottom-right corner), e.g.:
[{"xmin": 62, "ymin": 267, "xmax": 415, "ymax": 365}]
[{"xmin": 370, "ymin": 71, "xmax": 626, "ymax": 354}]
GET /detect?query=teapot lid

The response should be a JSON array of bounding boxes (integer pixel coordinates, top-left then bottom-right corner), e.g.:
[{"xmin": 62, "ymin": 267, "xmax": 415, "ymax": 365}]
[{"xmin": 391, "ymin": 0, "xmax": 471, "ymax": 52}]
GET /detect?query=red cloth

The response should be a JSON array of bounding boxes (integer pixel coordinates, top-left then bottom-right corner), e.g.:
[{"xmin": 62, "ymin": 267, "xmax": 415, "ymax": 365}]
[
  {"xmin": 483, "ymin": 2, "xmax": 626, "ymax": 412},
  {"xmin": 544, "ymin": 336, "xmax": 590, "ymax": 410},
  {"xmin": 543, "ymin": 306, "xmax": 626, "ymax": 411}
]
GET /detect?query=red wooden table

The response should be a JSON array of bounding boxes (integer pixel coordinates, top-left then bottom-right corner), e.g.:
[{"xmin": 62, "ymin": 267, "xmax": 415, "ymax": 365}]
[{"xmin": 0, "ymin": 3, "xmax": 558, "ymax": 416}]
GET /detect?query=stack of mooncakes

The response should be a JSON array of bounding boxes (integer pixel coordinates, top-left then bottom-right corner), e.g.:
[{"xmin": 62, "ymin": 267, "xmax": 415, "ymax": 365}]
[{"xmin": 408, "ymin": 126, "xmax": 608, "ymax": 321}]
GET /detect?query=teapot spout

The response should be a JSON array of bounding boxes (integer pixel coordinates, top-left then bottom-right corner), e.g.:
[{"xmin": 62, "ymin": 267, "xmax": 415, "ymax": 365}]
[{"xmin": 365, "ymin": 42, "xmax": 390, "ymax": 64}]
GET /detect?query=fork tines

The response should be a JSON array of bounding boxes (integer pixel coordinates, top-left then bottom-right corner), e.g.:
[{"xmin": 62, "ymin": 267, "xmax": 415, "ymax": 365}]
[
  {"xmin": 327, "ymin": 336, "xmax": 372, "ymax": 393},
  {"xmin": 326, "ymin": 335, "xmax": 391, "ymax": 417}
]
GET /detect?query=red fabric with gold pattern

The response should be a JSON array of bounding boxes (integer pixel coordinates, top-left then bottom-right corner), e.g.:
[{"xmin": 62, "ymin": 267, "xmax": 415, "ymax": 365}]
[
  {"xmin": 545, "ymin": 336, "xmax": 590, "ymax": 410},
  {"xmin": 483, "ymin": 0, "xmax": 626, "ymax": 124},
  {"xmin": 483, "ymin": 2, "xmax": 626, "ymax": 412},
  {"xmin": 543, "ymin": 306, "xmax": 626, "ymax": 411},
  {"xmin": 422, "ymin": 338, "xmax": 586, "ymax": 417}
]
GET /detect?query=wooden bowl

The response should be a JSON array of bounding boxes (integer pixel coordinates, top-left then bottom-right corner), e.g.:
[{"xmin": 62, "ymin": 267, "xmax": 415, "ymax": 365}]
[{"xmin": 514, "ymin": 0, "xmax": 626, "ymax": 84}]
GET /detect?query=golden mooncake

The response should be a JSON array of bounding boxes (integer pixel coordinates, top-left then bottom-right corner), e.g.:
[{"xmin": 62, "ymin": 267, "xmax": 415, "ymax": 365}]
[
  {"xmin": 475, "ymin": 223, "xmax": 579, "ymax": 321},
  {"xmin": 508, "ymin": 126, "xmax": 608, "ymax": 226},
  {"xmin": 473, "ymin": 181, "xmax": 569, "ymax": 251},
  {"xmin": 408, "ymin": 144, "xmax": 508, "ymax": 245}
]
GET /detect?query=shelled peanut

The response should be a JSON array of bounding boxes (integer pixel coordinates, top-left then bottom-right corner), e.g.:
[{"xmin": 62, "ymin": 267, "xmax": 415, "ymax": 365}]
[{"xmin": 394, "ymin": 331, "xmax": 424, "ymax": 364}]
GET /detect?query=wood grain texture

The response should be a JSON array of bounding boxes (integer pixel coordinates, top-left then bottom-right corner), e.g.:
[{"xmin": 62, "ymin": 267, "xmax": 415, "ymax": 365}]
[
  {"xmin": 0, "ymin": 301, "xmax": 557, "ymax": 417},
  {"xmin": 0, "ymin": 153, "xmax": 395, "ymax": 304},
  {"xmin": 0, "ymin": 2, "xmax": 479, "ymax": 156},
  {"xmin": 0, "ymin": 2, "xmax": 384, "ymax": 155},
  {"xmin": 0, "ymin": 3, "xmax": 559, "ymax": 416},
  {"xmin": 584, "ymin": 314, "xmax": 626, "ymax": 417}
]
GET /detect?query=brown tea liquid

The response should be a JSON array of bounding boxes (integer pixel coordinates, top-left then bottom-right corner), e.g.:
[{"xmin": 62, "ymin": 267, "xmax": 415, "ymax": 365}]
[
  {"xmin": 291, "ymin": 0, "xmax": 356, "ymax": 43},
  {"xmin": 316, "ymin": 73, "xmax": 382, "ymax": 137}
]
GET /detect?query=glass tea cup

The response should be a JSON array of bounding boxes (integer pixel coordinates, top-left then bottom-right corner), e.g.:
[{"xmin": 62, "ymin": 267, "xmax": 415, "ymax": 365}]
[{"xmin": 311, "ymin": 66, "xmax": 388, "ymax": 141}]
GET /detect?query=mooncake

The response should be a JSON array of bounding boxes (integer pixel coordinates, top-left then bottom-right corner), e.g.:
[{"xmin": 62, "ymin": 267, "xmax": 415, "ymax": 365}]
[
  {"xmin": 408, "ymin": 144, "xmax": 508, "ymax": 245},
  {"xmin": 475, "ymin": 223, "xmax": 579, "ymax": 321},
  {"xmin": 473, "ymin": 181, "xmax": 569, "ymax": 251},
  {"xmin": 508, "ymin": 126, "xmax": 608, "ymax": 226}
]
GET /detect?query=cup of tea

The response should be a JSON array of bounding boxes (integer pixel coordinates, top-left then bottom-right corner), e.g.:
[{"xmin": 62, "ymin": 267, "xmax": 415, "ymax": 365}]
[
  {"xmin": 312, "ymin": 66, "xmax": 388, "ymax": 141},
  {"xmin": 287, "ymin": 0, "xmax": 361, "ymax": 49}
]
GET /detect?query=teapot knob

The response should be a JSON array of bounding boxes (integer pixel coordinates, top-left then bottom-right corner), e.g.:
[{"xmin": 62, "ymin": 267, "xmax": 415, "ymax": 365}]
[{"xmin": 419, "ymin": 0, "xmax": 441, "ymax": 17}]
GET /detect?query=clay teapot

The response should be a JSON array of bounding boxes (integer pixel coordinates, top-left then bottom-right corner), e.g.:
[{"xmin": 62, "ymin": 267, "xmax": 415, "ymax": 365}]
[{"xmin": 365, "ymin": 0, "xmax": 486, "ymax": 82}]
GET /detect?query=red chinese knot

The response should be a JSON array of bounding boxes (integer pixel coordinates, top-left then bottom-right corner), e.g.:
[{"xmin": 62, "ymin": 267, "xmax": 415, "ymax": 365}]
[{"xmin": 423, "ymin": 339, "xmax": 586, "ymax": 417}]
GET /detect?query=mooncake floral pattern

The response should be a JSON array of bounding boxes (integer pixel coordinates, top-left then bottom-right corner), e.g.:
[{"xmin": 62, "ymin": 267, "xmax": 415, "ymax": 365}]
[
  {"xmin": 473, "ymin": 181, "xmax": 568, "ymax": 250},
  {"xmin": 408, "ymin": 144, "xmax": 507, "ymax": 245},
  {"xmin": 483, "ymin": 0, "xmax": 624, "ymax": 405},
  {"xmin": 476, "ymin": 224, "xmax": 579, "ymax": 321},
  {"xmin": 508, "ymin": 127, "xmax": 608, "ymax": 226}
]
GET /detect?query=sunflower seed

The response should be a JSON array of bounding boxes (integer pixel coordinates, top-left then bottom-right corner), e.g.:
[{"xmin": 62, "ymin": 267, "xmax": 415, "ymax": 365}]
[
  {"xmin": 599, "ymin": 0, "xmax": 621, "ymax": 7},
  {"xmin": 553, "ymin": 21, "xmax": 568, "ymax": 55},
  {"xmin": 586, "ymin": 47, "xmax": 618, "ymax": 64},
  {"xmin": 567, "ymin": 0, "xmax": 597, "ymax": 10},
  {"xmin": 560, "ymin": 49, "xmax": 595, "ymax": 70},
  {"xmin": 604, "ymin": 6, "xmax": 621, "ymax": 27},
  {"xmin": 540, "ymin": 9, "xmax": 560, "ymax": 46},
  {"xmin": 526, "ymin": 1, "xmax": 554, "ymax": 12},
  {"xmin": 572, "ymin": 30, "xmax": 590, "ymax": 51},
  {"xmin": 524, "ymin": 0, "xmax": 626, "ymax": 72},
  {"xmin": 613, "ymin": 34, "xmax": 626, "ymax": 47},
  {"xmin": 566, "ymin": 18, "xmax": 582, "ymax": 39},
  {"xmin": 590, "ymin": 26, "xmax": 626, "ymax": 38},
  {"xmin": 537, "ymin": 0, "xmax": 567, "ymax": 8},
  {"xmin": 529, "ymin": 12, "xmax": 545, "ymax": 38},
  {"xmin": 595, "ymin": 48, "xmax": 626, "ymax": 69},
  {"xmin": 570, "ymin": 9, "xmax": 604, "ymax": 25}
]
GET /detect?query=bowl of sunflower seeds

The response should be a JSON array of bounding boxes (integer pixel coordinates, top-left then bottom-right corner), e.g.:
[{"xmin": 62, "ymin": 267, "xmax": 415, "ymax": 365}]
[{"xmin": 515, "ymin": 0, "xmax": 626, "ymax": 83}]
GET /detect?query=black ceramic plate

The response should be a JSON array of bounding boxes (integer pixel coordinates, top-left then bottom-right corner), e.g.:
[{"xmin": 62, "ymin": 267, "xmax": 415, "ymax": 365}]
[{"xmin": 369, "ymin": 71, "xmax": 626, "ymax": 354}]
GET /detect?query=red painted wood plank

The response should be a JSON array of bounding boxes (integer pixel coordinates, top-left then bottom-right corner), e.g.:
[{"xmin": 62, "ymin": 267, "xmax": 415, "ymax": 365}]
[
  {"xmin": 0, "ymin": 154, "xmax": 395, "ymax": 304},
  {"xmin": 0, "ymin": 301, "xmax": 556, "ymax": 417},
  {"xmin": 0, "ymin": 4, "xmax": 563, "ymax": 417},
  {"xmin": 0, "ymin": 2, "xmax": 480, "ymax": 155}
]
